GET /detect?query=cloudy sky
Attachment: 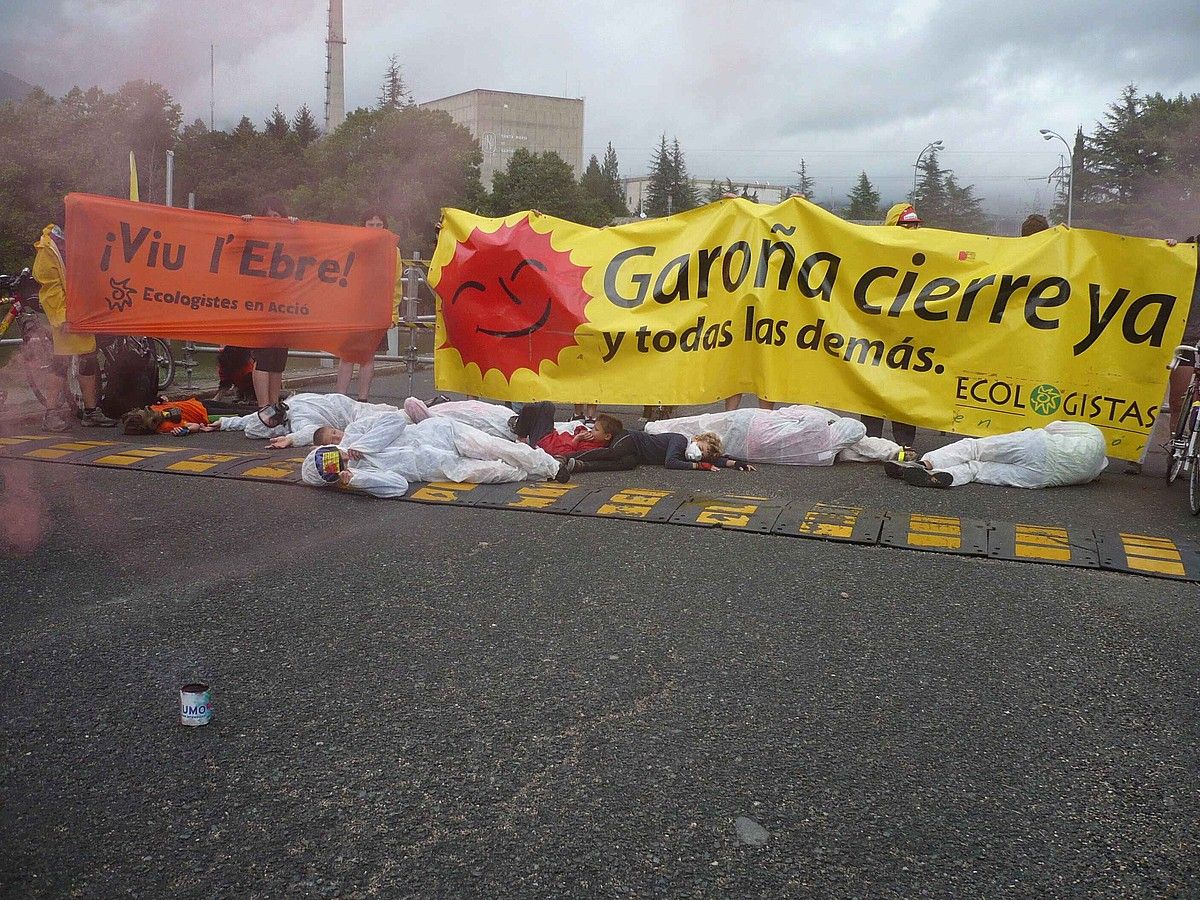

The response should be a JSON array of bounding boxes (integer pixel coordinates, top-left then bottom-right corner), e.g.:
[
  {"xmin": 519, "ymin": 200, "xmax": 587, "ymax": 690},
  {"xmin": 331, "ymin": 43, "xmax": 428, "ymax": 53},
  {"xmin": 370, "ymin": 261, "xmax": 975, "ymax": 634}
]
[{"xmin": 4, "ymin": 0, "xmax": 1199, "ymax": 214}]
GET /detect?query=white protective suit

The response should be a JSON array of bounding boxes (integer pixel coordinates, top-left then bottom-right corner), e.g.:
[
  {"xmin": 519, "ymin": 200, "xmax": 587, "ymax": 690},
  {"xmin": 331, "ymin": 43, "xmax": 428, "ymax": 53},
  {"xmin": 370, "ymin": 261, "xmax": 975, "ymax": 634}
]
[
  {"xmin": 301, "ymin": 413, "xmax": 561, "ymax": 498},
  {"xmin": 219, "ymin": 393, "xmax": 400, "ymax": 443},
  {"xmin": 420, "ymin": 399, "xmax": 520, "ymax": 440},
  {"xmin": 920, "ymin": 421, "xmax": 1109, "ymax": 488},
  {"xmin": 645, "ymin": 405, "xmax": 900, "ymax": 465}
]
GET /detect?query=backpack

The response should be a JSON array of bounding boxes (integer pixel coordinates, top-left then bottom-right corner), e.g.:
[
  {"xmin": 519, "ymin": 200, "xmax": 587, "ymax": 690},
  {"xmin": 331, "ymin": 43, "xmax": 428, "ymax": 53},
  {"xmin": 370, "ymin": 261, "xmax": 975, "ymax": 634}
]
[{"xmin": 100, "ymin": 342, "xmax": 158, "ymax": 419}]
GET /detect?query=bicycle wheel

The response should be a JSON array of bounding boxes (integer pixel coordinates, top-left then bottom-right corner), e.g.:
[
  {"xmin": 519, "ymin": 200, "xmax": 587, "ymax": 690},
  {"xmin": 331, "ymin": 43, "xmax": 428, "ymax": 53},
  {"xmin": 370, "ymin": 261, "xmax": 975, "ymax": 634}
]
[
  {"xmin": 150, "ymin": 338, "xmax": 176, "ymax": 390},
  {"xmin": 22, "ymin": 328, "xmax": 66, "ymax": 410},
  {"xmin": 1165, "ymin": 384, "xmax": 1195, "ymax": 484}
]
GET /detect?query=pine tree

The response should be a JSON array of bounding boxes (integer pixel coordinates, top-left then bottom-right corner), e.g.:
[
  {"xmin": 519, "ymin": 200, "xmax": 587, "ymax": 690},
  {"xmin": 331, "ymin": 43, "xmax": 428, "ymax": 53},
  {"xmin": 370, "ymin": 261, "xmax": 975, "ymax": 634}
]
[
  {"xmin": 791, "ymin": 159, "xmax": 815, "ymax": 201},
  {"xmin": 668, "ymin": 138, "xmax": 699, "ymax": 213},
  {"xmin": 377, "ymin": 55, "xmax": 413, "ymax": 110},
  {"xmin": 644, "ymin": 135, "xmax": 673, "ymax": 217},
  {"xmin": 579, "ymin": 154, "xmax": 614, "ymax": 223},
  {"xmin": 1088, "ymin": 84, "xmax": 1145, "ymax": 204},
  {"xmin": 599, "ymin": 142, "xmax": 628, "ymax": 216},
  {"xmin": 292, "ymin": 104, "xmax": 321, "ymax": 146},
  {"xmin": 942, "ymin": 174, "xmax": 985, "ymax": 231},
  {"xmin": 264, "ymin": 105, "xmax": 290, "ymax": 141},
  {"xmin": 913, "ymin": 148, "xmax": 947, "ymax": 222},
  {"xmin": 845, "ymin": 171, "xmax": 881, "ymax": 220},
  {"xmin": 231, "ymin": 115, "xmax": 257, "ymax": 142}
]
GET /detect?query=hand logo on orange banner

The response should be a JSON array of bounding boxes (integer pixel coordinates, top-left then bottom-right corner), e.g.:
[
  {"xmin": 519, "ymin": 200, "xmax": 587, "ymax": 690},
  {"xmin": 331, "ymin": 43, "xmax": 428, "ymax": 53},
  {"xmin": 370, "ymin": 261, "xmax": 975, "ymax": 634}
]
[{"xmin": 64, "ymin": 193, "xmax": 397, "ymax": 362}]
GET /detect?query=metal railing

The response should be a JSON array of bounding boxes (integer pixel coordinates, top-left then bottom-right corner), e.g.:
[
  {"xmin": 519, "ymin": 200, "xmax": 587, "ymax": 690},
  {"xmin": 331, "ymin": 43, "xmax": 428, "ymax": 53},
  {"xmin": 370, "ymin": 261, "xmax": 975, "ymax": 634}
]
[{"xmin": 4, "ymin": 252, "xmax": 439, "ymax": 398}]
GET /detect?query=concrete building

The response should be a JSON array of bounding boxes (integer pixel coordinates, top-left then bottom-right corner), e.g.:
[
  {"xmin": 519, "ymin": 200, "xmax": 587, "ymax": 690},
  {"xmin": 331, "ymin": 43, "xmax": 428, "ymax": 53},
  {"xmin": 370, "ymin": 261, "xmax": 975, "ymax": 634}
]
[{"xmin": 420, "ymin": 89, "xmax": 584, "ymax": 186}]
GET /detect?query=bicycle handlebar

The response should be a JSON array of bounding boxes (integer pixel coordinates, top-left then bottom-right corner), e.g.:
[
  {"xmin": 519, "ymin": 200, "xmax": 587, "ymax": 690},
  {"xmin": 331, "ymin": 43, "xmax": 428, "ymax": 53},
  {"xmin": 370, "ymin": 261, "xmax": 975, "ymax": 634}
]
[{"xmin": 1169, "ymin": 343, "xmax": 1200, "ymax": 370}]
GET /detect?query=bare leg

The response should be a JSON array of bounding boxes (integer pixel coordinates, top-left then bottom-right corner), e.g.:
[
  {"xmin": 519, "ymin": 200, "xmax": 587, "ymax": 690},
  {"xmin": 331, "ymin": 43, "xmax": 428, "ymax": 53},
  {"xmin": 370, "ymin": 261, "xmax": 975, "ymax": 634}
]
[
  {"xmin": 252, "ymin": 368, "xmax": 272, "ymax": 407},
  {"xmin": 269, "ymin": 372, "xmax": 283, "ymax": 404},
  {"xmin": 757, "ymin": 398, "xmax": 774, "ymax": 410},
  {"xmin": 724, "ymin": 394, "xmax": 742, "ymax": 412},
  {"xmin": 335, "ymin": 360, "xmax": 354, "ymax": 395},
  {"xmin": 356, "ymin": 360, "xmax": 375, "ymax": 400},
  {"xmin": 78, "ymin": 373, "xmax": 100, "ymax": 409}
]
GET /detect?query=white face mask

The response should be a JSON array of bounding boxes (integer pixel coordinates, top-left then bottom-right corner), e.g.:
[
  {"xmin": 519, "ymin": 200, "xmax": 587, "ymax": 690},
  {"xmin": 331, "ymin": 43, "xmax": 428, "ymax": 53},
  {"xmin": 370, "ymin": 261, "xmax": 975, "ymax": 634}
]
[{"xmin": 684, "ymin": 440, "xmax": 703, "ymax": 462}]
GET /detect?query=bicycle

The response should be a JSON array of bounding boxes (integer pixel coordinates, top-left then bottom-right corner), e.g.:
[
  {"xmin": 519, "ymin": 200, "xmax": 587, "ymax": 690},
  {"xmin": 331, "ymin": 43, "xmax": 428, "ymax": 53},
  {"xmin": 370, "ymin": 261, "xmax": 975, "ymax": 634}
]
[
  {"xmin": 0, "ymin": 268, "xmax": 59, "ymax": 410},
  {"xmin": 1164, "ymin": 341, "xmax": 1200, "ymax": 515},
  {"xmin": 98, "ymin": 335, "xmax": 176, "ymax": 392}
]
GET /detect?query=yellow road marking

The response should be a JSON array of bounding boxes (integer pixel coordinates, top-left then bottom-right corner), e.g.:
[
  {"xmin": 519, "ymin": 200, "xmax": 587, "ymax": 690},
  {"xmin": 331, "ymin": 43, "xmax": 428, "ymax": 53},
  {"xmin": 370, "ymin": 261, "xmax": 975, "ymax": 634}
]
[
  {"xmin": 409, "ymin": 481, "xmax": 478, "ymax": 503},
  {"xmin": 596, "ymin": 488, "xmax": 671, "ymax": 518},
  {"xmin": 1119, "ymin": 532, "xmax": 1186, "ymax": 575},
  {"xmin": 908, "ymin": 514, "xmax": 962, "ymax": 549}
]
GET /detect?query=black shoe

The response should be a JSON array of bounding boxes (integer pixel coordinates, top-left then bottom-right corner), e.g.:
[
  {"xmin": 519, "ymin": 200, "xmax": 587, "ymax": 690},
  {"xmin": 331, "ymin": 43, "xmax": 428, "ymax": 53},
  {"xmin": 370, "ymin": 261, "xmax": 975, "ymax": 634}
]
[
  {"xmin": 900, "ymin": 466, "xmax": 953, "ymax": 488},
  {"xmin": 554, "ymin": 456, "xmax": 577, "ymax": 483},
  {"xmin": 883, "ymin": 459, "xmax": 919, "ymax": 479},
  {"xmin": 425, "ymin": 395, "xmax": 451, "ymax": 407}
]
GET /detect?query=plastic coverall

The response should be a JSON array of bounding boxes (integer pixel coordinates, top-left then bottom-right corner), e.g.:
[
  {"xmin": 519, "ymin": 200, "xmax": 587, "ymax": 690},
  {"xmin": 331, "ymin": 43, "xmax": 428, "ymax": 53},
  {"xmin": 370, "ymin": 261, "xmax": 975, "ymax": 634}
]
[
  {"xmin": 301, "ymin": 413, "xmax": 560, "ymax": 498},
  {"xmin": 32, "ymin": 224, "xmax": 96, "ymax": 356},
  {"xmin": 218, "ymin": 393, "xmax": 399, "ymax": 442},
  {"xmin": 645, "ymin": 406, "xmax": 900, "ymax": 465},
  {"xmin": 920, "ymin": 421, "xmax": 1108, "ymax": 488}
]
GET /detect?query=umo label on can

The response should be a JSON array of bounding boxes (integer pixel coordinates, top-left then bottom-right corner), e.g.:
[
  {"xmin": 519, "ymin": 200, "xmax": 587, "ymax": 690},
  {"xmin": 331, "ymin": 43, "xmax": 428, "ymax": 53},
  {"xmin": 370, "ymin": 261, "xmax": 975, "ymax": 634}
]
[{"xmin": 180, "ymin": 683, "xmax": 213, "ymax": 726}]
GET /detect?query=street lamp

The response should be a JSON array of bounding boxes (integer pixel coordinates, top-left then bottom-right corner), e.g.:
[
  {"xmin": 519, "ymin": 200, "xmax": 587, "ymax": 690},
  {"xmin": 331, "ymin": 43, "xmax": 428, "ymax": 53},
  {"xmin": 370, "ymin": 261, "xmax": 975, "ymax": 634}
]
[
  {"xmin": 912, "ymin": 139, "xmax": 944, "ymax": 200},
  {"xmin": 1040, "ymin": 128, "xmax": 1073, "ymax": 227}
]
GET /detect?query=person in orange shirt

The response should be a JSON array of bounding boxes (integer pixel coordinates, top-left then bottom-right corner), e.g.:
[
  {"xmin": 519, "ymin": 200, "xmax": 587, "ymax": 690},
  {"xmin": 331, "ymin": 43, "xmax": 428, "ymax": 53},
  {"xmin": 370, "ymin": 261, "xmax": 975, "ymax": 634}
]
[{"xmin": 120, "ymin": 398, "xmax": 209, "ymax": 435}]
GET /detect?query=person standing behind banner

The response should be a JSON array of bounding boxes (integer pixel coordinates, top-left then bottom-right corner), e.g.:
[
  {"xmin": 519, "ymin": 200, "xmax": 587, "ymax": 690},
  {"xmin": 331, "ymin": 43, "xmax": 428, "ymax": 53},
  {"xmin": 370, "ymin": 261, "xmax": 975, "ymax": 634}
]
[
  {"xmin": 859, "ymin": 203, "xmax": 922, "ymax": 449},
  {"xmin": 240, "ymin": 197, "xmax": 296, "ymax": 407},
  {"xmin": 32, "ymin": 223, "xmax": 116, "ymax": 430},
  {"xmin": 336, "ymin": 211, "xmax": 402, "ymax": 401},
  {"xmin": 1021, "ymin": 213, "xmax": 1050, "ymax": 236}
]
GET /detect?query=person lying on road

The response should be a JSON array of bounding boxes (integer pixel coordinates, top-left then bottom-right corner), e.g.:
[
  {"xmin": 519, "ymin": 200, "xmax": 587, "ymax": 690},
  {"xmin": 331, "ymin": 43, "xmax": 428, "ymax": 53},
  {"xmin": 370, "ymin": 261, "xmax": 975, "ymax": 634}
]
[
  {"xmin": 883, "ymin": 421, "xmax": 1108, "ymax": 488},
  {"xmin": 121, "ymin": 397, "xmax": 210, "ymax": 436},
  {"xmin": 644, "ymin": 405, "xmax": 903, "ymax": 466},
  {"xmin": 302, "ymin": 412, "xmax": 571, "ymax": 498},
  {"xmin": 562, "ymin": 427, "xmax": 753, "ymax": 476},
  {"xmin": 203, "ymin": 392, "xmax": 399, "ymax": 443}
]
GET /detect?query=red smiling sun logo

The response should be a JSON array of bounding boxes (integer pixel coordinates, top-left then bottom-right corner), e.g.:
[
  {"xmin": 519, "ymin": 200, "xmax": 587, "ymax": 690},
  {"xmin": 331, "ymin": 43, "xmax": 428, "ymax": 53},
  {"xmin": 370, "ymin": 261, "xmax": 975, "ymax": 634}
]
[{"xmin": 437, "ymin": 219, "xmax": 592, "ymax": 379}]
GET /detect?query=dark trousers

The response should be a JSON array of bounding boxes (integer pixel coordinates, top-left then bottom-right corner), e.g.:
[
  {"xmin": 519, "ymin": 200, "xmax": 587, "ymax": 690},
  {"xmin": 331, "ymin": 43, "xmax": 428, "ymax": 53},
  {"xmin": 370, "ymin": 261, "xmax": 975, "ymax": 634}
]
[
  {"xmin": 862, "ymin": 415, "xmax": 917, "ymax": 446},
  {"xmin": 513, "ymin": 401, "xmax": 556, "ymax": 447},
  {"xmin": 570, "ymin": 433, "xmax": 639, "ymax": 472}
]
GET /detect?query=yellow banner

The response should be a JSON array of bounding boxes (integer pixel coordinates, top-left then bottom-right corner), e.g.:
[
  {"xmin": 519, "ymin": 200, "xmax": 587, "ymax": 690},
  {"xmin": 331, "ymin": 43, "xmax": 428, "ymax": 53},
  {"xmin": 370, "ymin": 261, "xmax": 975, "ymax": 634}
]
[{"xmin": 430, "ymin": 199, "xmax": 1197, "ymax": 461}]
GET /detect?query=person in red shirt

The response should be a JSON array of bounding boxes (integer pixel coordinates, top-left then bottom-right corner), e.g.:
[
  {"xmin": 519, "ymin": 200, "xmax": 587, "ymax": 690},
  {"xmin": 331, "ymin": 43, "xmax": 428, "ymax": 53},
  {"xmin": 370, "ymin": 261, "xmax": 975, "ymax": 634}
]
[
  {"xmin": 512, "ymin": 401, "xmax": 614, "ymax": 455},
  {"xmin": 120, "ymin": 398, "xmax": 209, "ymax": 435}
]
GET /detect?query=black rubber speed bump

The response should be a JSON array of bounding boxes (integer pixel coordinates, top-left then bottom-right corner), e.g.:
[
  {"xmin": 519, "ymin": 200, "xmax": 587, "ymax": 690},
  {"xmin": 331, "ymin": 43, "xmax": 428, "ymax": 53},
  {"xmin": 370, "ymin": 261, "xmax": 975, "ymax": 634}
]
[
  {"xmin": 772, "ymin": 501, "xmax": 885, "ymax": 544},
  {"xmin": 85, "ymin": 444, "xmax": 194, "ymax": 470},
  {"xmin": 880, "ymin": 512, "xmax": 989, "ymax": 556},
  {"xmin": 405, "ymin": 480, "xmax": 487, "ymax": 505},
  {"xmin": 6, "ymin": 437, "xmax": 121, "ymax": 463},
  {"xmin": 459, "ymin": 480, "xmax": 598, "ymax": 514},
  {"xmin": 988, "ymin": 522, "xmax": 1100, "ymax": 569},
  {"xmin": 668, "ymin": 493, "xmax": 786, "ymax": 533},
  {"xmin": 224, "ymin": 454, "xmax": 310, "ymax": 484},
  {"xmin": 154, "ymin": 450, "xmax": 276, "ymax": 477},
  {"xmin": 0, "ymin": 434, "xmax": 64, "ymax": 457},
  {"xmin": 571, "ymin": 486, "xmax": 686, "ymax": 522},
  {"xmin": 1094, "ymin": 530, "xmax": 1200, "ymax": 581}
]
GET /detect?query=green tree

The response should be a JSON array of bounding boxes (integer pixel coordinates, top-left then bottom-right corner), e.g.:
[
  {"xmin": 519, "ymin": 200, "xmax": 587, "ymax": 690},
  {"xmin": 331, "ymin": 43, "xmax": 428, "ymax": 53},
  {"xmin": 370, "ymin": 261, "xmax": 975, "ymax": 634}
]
[
  {"xmin": 942, "ymin": 173, "xmax": 985, "ymax": 231},
  {"xmin": 293, "ymin": 105, "xmax": 483, "ymax": 255},
  {"xmin": 790, "ymin": 159, "xmax": 815, "ymax": 201},
  {"xmin": 377, "ymin": 55, "xmax": 413, "ymax": 111},
  {"xmin": 264, "ymin": 105, "xmax": 291, "ymax": 141},
  {"xmin": 599, "ymin": 142, "xmax": 629, "ymax": 216},
  {"xmin": 578, "ymin": 154, "xmax": 617, "ymax": 225},
  {"xmin": 292, "ymin": 104, "xmax": 321, "ymax": 147},
  {"xmin": 489, "ymin": 148, "xmax": 600, "ymax": 223},
  {"xmin": 912, "ymin": 148, "xmax": 947, "ymax": 222},
  {"xmin": 644, "ymin": 135, "xmax": 699, "ymax": 216},
  {"xmin": 845, "ymin": 171, "xmax": 881, "ymax": 220}
]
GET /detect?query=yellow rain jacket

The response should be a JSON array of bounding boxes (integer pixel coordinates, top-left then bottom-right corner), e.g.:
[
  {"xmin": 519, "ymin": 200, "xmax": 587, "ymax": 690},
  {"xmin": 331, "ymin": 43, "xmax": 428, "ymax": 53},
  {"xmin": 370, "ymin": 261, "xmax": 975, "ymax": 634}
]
[{"xmin": 32, "ymin": 224, "xmax": 96, "ymax": 356}]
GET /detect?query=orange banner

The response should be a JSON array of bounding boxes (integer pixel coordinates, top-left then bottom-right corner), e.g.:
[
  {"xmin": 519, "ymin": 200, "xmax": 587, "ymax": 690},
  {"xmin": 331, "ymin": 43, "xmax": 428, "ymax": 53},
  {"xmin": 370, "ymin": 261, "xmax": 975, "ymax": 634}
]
[{"xmin": 64, "ymin": 193, "xmax": 396, "ymax": 362}]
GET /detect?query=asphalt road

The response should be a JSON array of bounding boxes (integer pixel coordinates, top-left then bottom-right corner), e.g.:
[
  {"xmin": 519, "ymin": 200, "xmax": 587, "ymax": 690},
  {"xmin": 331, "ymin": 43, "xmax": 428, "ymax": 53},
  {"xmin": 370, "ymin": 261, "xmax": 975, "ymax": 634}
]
[{"xmin": 2, "ymin": 378, "xmax": 1198, "ymax": 898}]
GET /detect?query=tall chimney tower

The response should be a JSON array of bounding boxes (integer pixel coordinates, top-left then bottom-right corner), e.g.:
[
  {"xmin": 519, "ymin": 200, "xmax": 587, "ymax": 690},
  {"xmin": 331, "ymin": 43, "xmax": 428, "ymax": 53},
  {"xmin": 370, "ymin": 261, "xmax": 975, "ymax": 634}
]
[{"xmin": 324, "ymin": 0, "xmax": 346, "ymax": 133}]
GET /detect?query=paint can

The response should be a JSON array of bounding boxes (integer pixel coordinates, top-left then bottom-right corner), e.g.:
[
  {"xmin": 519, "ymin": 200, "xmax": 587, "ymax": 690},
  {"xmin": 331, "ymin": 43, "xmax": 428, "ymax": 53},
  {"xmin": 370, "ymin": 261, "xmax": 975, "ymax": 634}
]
[{"xmin": 180, "ymin": 683, "xmax": 213, "ymax": 726}]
